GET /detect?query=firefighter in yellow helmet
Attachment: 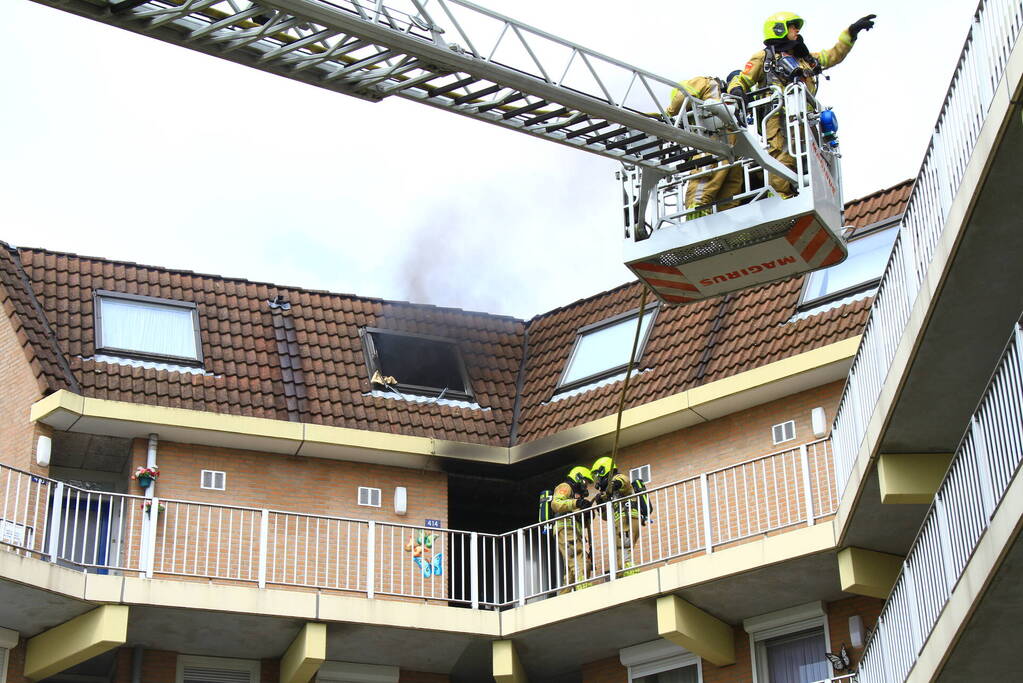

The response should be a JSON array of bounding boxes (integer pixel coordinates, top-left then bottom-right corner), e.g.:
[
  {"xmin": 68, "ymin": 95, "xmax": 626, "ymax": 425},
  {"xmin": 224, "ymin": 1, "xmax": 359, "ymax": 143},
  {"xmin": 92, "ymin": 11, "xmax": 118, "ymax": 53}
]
[
  {"xmin": 667, "ymin": 72, "xmax": 745, "ymax": 218},
  {"xmin": 550, "ymin": 465, "xmax": 595, "ymax": 593},
  {"xmin": 591, "ymin": 456, "xmax": 641, "ymax": 577},
  {"xmin": 727, "ymin": 11, "xmax": 876, "ymax": 198}
]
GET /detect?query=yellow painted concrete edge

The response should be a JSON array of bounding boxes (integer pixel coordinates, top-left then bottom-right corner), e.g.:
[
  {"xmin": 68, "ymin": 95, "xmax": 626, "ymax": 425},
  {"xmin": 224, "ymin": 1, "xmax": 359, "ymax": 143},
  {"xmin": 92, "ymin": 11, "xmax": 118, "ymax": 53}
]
[
  {"xmin": 280, "ymin": 622, "xmax": 326, "ymax": 683},
  {"xmin": 25, "ymin": 604, "xmax": 128, "ymax": 680},
  {"xmin": 3, "ymin": 522, "xmax": 839, "ymax": 642},
  {"xmin": 31, "ymin": 337, "xmax": 860, "ymax": 466}
]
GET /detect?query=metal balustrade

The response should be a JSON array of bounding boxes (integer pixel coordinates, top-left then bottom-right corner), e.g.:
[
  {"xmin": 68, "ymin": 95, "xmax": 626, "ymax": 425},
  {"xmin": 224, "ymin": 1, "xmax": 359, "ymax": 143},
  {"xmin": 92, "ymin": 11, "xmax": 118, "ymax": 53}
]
[
  {"xmin": 0, "ymin": 436, "xmax": 838, "ymax": 607},
  {"xmin": 831, "ymin": 0, "xmax": 1023, "ymax": 493},
  {"xmin": 857, "ymin": 321, "xmax": 1023, "ymax": 683}
]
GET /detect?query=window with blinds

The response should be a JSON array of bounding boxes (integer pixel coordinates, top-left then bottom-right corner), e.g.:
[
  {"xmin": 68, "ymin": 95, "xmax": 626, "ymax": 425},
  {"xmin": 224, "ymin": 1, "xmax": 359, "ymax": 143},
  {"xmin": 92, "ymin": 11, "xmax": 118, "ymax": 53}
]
[{"xmin": 176, "ymin": 656, "xmax": 258, "ymax": 683}]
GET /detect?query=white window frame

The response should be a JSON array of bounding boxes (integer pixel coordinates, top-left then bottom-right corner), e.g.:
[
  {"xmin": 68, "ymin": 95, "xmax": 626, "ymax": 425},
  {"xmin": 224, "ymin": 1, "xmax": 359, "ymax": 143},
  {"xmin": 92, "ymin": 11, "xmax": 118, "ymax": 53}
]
[
  {"xmin": 95, "ymin": 290, "xmax": 203, "ymax": 364},
  {"xmin": 358, "ymin": 486, "xmax": 382, "ymax": 508},
  {"xmin": 175, "ymin": 655, "xmax": 259, "ymax": 683},
  {"xmin": 744, "ymin": 602, "xmax": 831, "ymax": 683},
  {"xmin": 772, "ymin": 420, "xmax": 796, "ymax": 445},
  {"xmin": 620, "ymin": 639, "xmax": 702, "ymax": 682},
  {"xmin": 201, "ymin": 470, "xmax": 226, "ymax": 491},
  {"xmin": 630, "ymin": 464, "xmax": 652, "ymax": 484},
  {"xmin": 797, "ymin": 218, "xmax": 901, "ymax": 310},
  {"xmin": 0, "ymin": 626, "xmax": 18, "ymax": 681},
  {"xmin": 556, "ymin": 305, "xmax": 659, "ymax": 393}
]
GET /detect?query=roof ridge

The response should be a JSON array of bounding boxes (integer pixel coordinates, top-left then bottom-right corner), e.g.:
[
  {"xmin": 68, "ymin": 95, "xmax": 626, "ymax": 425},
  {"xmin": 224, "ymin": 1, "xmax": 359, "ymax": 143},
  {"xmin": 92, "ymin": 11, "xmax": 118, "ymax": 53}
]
[{"xmin": 14, "ymin": 245, "xmax": 526, "ymax": 324}]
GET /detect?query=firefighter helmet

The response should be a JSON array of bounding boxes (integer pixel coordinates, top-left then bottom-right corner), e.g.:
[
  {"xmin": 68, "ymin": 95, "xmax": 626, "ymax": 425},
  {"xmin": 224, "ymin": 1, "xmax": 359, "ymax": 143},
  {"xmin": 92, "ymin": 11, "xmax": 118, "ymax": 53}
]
[
  {"xmin": 763, "ymin": 12, "xmax": 804, "ymax": 41},
  {"xmin": 567, "ymin": 466, "xmax": 594, "ymax": 487},
  {"xmin": 590, "ymin": 456, "xmax": 617, "ymax": 489}
]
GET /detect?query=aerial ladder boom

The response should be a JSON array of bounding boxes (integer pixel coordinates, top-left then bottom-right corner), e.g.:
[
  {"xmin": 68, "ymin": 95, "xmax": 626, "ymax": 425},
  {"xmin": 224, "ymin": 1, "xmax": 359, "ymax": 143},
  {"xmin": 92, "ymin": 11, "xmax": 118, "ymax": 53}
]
[
  {"xmin": 30, "ymin": 0, "xmax": 843, "ymax": 304},
  {"xmin": 36, "ymin": 0, "xmax": 782, "ymax": 175}
]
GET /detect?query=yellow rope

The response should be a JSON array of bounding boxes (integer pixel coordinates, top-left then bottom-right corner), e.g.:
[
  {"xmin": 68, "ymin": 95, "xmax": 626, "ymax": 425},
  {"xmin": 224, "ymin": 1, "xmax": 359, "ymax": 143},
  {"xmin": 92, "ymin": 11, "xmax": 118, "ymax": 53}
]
[{"xmin": 610, "ymin": 286, "xmax": 650, "ymax": 465}]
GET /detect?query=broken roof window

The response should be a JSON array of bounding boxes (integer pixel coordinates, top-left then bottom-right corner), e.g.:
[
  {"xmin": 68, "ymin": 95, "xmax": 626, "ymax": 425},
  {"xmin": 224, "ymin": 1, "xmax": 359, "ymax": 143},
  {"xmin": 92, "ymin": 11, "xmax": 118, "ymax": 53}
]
[
  {"xmin": 557, "ymin": 307, "xmax": 657, "ymax": 393},
  {"xmin": 95, "ymin": 290, "xmax": 202, "ymax": 364},
  {"xmin": 362, "ymin": 328, "xmax": 473, "ymax": 400}
]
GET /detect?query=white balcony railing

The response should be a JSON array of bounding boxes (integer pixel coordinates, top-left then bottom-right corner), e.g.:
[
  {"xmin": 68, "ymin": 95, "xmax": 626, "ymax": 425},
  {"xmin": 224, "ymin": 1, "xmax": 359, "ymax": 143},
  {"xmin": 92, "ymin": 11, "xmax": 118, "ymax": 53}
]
[
  {"xmin": 0, "ymin": 437, "xmax": 837, "ymax": 608},
  {"xmin": 857, "ymin": 321, "xmax": 1023, "ymax": 682},
  {"xmin": 831, "ymin": 0, "xmax": 1023, "ymax": 493}
]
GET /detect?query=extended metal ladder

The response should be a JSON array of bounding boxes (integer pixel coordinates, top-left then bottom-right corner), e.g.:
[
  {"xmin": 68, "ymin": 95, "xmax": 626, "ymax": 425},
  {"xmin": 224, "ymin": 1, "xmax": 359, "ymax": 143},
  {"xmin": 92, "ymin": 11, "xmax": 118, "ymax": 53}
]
[{"xmin": 36, "ymin": 0, "xmax": 752, "ymax": 174}]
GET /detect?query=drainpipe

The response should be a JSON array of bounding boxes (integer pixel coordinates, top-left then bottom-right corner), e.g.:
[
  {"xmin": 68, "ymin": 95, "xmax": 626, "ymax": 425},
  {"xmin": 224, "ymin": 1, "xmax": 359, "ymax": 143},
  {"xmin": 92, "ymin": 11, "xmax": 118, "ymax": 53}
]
[
  {"xmin": 131, "ymin": 645, "xmax": 144, "ymax": 683},
  {"xmin": 145, "ymin": 434, "xmax": 158, "ymax": 500}
]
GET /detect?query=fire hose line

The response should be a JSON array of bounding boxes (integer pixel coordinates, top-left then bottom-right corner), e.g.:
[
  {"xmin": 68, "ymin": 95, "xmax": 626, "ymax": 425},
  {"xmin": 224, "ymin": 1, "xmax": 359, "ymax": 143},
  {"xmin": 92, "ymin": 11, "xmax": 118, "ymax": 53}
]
[{"xmin": 610, "ymin": 287, "xmax": 649, "ymax": 464}]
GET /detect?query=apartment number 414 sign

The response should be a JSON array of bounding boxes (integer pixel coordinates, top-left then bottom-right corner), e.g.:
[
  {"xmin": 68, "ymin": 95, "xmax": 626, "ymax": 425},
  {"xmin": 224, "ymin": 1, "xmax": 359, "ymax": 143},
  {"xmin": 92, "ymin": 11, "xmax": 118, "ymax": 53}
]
[{"xmin": 425, "ymin": 519, "xmax": 441, "ymax": 528}]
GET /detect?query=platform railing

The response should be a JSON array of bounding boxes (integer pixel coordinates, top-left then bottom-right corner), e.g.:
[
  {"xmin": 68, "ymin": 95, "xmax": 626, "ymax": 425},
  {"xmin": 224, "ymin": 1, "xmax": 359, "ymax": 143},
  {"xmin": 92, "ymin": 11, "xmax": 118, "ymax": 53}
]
[
  {"xmin": 856, "ymin": 321, "xmax": 1023, "ymax": 683},
  {"xmin": 831, "ymin": 0, "xmax": 1023, "ymax": 493},
  {"xmin": 0, "ymin": 436, "xmax": 837, "ymax": 607}
]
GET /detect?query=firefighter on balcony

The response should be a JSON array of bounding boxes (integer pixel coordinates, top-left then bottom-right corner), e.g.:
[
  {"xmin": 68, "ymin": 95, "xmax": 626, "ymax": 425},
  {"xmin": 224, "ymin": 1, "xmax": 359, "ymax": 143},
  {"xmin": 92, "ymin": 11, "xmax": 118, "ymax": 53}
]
[
  {"xmin": 727, "ymin": 11, "xmax": 876, "ymax": 198},
  {"xmin": 591, "ymin": 457, "xmax": 641, "ymax": 577},
  {"xmin": 666, "ymin": 72, "xmax": 744, "ymax": 218},
  {"xmin": 550, "ymin": 466, "xmax": 595, "ymax": 593}
]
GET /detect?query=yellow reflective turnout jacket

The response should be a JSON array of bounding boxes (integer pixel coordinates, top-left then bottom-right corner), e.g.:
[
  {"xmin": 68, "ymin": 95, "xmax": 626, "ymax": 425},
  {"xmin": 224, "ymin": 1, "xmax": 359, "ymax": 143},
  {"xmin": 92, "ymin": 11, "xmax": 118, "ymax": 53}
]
[
  {"xmin": 727, "ymin": 30, "xmax": 855, "ymax": 96},
  {"xmin": 551, "ymin": 481, "xmax": 585, "ymax": 529},
  {"xmin": 600, "ymin": 473, "xmax": 639, "ymax": 519},
  {"xmin": 666, "ymin": 76, "xmax": 722, "ymax": 118}
]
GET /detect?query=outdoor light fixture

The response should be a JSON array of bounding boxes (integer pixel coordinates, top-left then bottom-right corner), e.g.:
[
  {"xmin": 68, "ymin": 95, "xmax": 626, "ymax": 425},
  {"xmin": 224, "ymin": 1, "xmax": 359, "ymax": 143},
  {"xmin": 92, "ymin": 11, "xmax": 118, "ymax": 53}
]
[
  {"xmin": 35, "ymin": 435, "xmax": 51, "ymax": 467},
  {"xmin": 811, "ymin": 406, "xmax": 828, "ymax": 438},
  {"xmin": 394, "ymin": 486, "xmax": 408, "ymax": 516},
  {"xmin": 849, "ymin": 614, "xmax": 865, "ymax": 648}
]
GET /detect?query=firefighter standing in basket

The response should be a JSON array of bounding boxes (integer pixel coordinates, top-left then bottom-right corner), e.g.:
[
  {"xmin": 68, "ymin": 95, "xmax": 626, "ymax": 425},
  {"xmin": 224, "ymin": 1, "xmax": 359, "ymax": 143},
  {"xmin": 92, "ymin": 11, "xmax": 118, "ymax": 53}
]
[
  {"xmin": 550, "ymin": 466, "xmax": 595, "ymax": 594},
  {"xmin": 666, "ymin": 72, "xmax": 745, "ymax": 218},
  {"xmin": 727, "ymin": 11, "xmax": 877, "ymax": 198},
  {"xmin": 591, "ymin": 457, "xmax": 641, "ymax": 578}
]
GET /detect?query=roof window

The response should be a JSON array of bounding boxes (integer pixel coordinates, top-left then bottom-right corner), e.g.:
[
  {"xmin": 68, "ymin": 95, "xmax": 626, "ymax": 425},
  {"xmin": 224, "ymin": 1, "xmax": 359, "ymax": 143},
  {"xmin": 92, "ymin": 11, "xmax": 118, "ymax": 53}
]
[
  {"xmin": 362, "ymin": 328, "xmax": 472, "ymax": 400},
  {"xmin": 95, "ymin": 291, "xmax": 202, "ymax": 363},
  {"xmin": 798, "ymin": 221, "xmax": 899, "ymax": 308},
  {"xmin": 557, "ymin": 307, "xmax": 657, "ymax": 392}
]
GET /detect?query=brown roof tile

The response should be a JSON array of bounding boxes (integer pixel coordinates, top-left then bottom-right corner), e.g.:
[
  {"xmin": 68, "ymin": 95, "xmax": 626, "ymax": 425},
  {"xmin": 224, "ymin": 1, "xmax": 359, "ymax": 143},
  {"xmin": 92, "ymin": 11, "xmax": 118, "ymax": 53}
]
[{"xmin": 2, "ymin": 181, "xmax": 912, "ymax": 446}]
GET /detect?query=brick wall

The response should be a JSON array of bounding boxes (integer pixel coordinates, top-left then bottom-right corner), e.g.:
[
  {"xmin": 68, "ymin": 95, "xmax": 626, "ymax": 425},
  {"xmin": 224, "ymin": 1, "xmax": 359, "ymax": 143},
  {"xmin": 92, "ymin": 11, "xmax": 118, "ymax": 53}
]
[
  {"xmin": 614, "ymin": 382, "xmax": 844, "ymax": 488},
  {"xmin": 827, "ymin": 595, "xmax": 884, "ymax": 667},
  {"xmin": 128, "ymin": 439, "xmax": 449, "ymax": 597},
  {"xmin": 0, "ymin": 306, "xmax": 46, "ymax": 473},
  {"xmin": 581, "ymin": 655, "xmax": 627, "ymax": 682}
]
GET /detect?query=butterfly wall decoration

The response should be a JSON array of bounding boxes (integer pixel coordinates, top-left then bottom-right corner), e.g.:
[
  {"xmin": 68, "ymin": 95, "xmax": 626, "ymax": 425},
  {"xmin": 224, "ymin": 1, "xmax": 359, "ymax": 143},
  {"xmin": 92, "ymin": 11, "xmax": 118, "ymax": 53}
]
[{"xmin": 824, "ymin": 643, "xmax": 852, "ymax": 672}]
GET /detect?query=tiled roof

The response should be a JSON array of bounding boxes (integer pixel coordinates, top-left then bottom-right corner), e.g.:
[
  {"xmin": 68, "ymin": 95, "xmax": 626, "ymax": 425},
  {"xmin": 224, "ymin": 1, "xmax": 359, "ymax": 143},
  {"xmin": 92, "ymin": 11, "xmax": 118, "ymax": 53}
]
[{"xmin": 3, "ymin": 181, "xmax": 912, "ymax": 447}]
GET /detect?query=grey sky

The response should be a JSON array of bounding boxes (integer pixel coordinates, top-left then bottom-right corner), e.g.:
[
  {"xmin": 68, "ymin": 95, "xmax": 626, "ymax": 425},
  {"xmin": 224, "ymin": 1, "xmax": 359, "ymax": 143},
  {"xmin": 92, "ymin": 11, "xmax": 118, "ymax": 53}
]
[{"xmin": 3, "ymin": 0, "xmax": 977, "ymax": 318}]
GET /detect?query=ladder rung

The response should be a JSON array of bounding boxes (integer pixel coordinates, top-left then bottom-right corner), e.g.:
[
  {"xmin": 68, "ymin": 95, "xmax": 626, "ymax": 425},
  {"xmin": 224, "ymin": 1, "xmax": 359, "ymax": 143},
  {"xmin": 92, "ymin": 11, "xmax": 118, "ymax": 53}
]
[
  {"xmin": 604, "ymin": 133, "xmax": 647, "ymax": 150},
  {"xmin": 588, "ymin": 127, "xmax": 630, "ymax": 144},
  {"xmin": 628, "ymin": 139, "xmax": 663, "ymax": 154},
  {"xmin": 524, "ymin": 107, "xmax": 571, "ymax": 127},
  {"xmin": 545, "ymin": 112, "xmax": 588, "ymax": 133},
  {"xmin": 675, "ymin": 155, "xmax": 719, "ymax": 173},
  {"xmin": 453, "ymin": 84, "xmax": 501, "ymax": 105},
  {"xmin": 429, "ymin": 76, "xmax": 478, "ymax": 98},
  {"xmin": 502, "ymin": 100, "xmax": 549, "ymax": 120},
  {"xmin": 476, "ymin": 92, "xmax": 526, "ymax": 113},
  {"xmin": 565, "ymin": 120, "xmax": 612, "ymax": 139}
]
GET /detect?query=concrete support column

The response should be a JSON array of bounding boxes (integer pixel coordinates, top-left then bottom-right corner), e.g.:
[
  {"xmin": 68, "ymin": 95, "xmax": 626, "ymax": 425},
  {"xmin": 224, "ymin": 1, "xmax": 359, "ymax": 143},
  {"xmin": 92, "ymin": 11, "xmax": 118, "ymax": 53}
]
[
  {"xmin": 656, "ymin": 595, "xmax": 735, "ymax": 666},
  {"xmin": 280, "ymin": 622, "xmax": 326, "ymax": 683},
  {"xmin": 24, "ymin": 605, "xmax": 129, "ymax": 681},
  {"xmin": 838, "ymin": 547, "xmax": 904, "ymax": 599},
  {"xmin": 878, "ymin": 453, "xmax": 954, "ymax": 504},
  {"xmin": 493, "ymin": 640, "xmax": 527, "ymax": 683}
]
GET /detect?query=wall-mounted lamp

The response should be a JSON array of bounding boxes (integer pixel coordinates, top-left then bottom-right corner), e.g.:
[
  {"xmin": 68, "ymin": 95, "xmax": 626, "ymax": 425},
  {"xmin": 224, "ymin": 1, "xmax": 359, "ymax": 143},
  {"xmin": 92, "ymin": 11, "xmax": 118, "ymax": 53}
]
[
  {"xmin": 849, "ymin": 614, "xmax": 865, "ymax": 648},
  {"xmin": 811, "ymin": 407, "xmax": 828, "ymax": 438},
  {"xmin": 394, "ymin": 486, "xmax": 407, "ymax": 516},
  {"xmin": 36, "ymin": 435, "xmax": 52, "ymax": 467}
]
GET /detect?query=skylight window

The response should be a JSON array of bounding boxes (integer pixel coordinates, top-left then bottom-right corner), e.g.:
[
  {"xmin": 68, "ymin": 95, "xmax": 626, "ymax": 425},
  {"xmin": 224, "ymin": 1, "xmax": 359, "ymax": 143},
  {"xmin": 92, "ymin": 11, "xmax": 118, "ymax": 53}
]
[
  {"xmin": 362, "ymin": 328, "xmax": 472, "ymax": 400},
  {"xmin": 799, "ymin": 222, "xmax": 900, "ymax": 308},
  {"xmin": 557, "ymin": 307, "xmax": 657, "ymax": 392},
  {"xmin": 95, "ymin": 291, "xmax": 202, "ymax": 363}
]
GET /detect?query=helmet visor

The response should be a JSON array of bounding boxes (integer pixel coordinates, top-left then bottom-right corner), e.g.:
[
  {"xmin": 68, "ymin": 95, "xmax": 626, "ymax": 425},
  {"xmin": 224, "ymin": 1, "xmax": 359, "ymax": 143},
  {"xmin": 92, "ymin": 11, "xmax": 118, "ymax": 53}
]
[{"xmin": 786, "ymin": 18, "xmax": 804, "ymax": 31}]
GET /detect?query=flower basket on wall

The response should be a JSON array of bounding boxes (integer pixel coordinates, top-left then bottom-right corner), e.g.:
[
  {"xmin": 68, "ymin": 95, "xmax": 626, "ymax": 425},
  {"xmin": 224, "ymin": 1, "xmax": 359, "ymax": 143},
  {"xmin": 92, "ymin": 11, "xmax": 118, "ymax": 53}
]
[{"xmin": 132, "ymin": 465, "xmax": 160, "ymax": 489}]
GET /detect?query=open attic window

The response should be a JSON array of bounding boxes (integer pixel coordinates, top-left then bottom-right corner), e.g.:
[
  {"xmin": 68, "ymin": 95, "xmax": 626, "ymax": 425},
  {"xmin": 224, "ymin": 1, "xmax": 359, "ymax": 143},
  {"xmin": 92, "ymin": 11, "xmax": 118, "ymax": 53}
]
[
  {"xmin": 798, "ymin": 218, "xmax": 900, "ymax": 309},
  {"xmin": 556, "ymin": 306, "xmax": 658, "ymax": 393},
  {"xmin": 362, "ymin": 328, "xmax": 473, "ymax": 401}
]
